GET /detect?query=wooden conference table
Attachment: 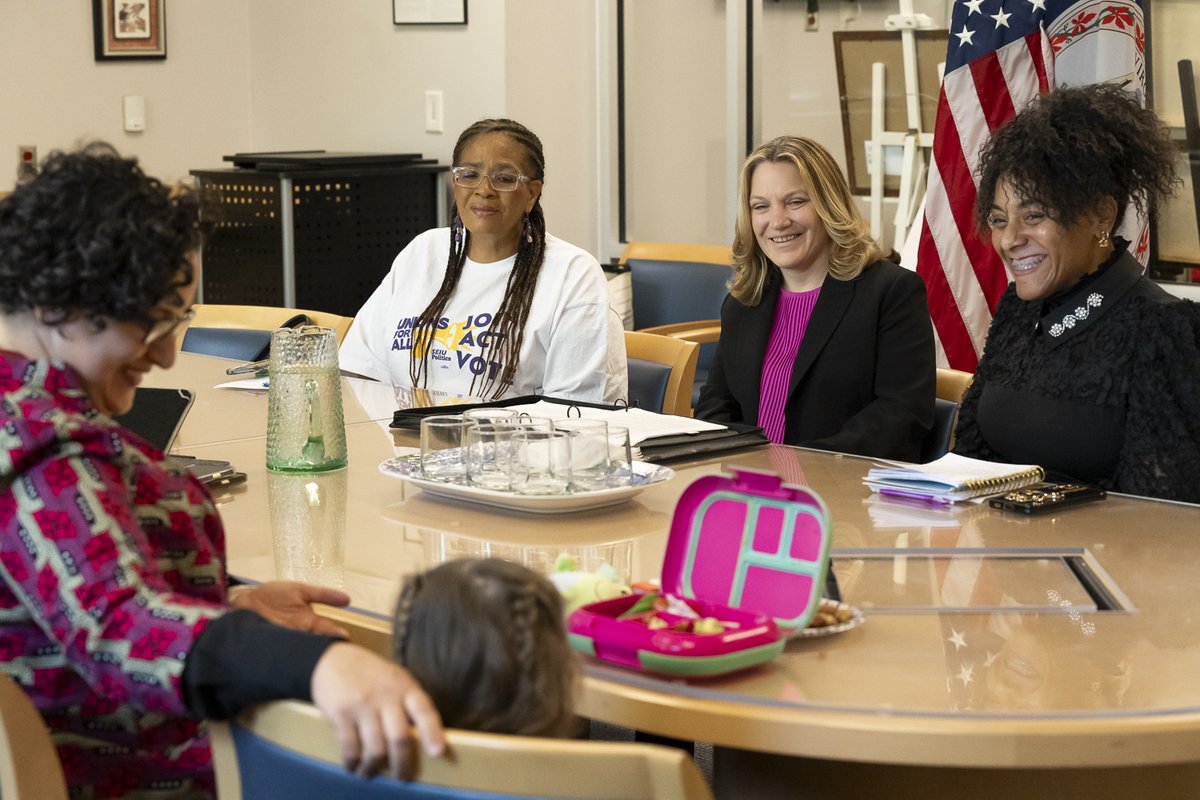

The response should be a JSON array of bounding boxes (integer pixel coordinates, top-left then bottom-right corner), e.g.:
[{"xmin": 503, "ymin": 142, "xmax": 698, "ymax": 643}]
[{"xmin": 152, "ymin": 353, "xmax": 1200, "ymax": 799}]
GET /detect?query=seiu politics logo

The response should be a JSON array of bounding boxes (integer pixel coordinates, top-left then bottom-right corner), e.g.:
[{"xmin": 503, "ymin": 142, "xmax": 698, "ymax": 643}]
[{"xmin": 392, "ymin": 312, "xmax": 508, "ymax": 379}]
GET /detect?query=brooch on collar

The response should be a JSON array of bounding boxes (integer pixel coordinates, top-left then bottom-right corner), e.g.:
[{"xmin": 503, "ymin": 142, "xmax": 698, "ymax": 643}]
[{"xmin": 1048, "ymin": 292, "xmax": 1104, "ymax": 337}]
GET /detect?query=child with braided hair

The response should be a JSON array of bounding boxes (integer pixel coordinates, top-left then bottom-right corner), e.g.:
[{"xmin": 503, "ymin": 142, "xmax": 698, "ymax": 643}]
[
  {"xmin": 392, "ymin": 558, "xmax": 578, "ymax": 737},
  {"xmin": 341, "ymin": 118, "xmax": 627, "ymax": 405}
]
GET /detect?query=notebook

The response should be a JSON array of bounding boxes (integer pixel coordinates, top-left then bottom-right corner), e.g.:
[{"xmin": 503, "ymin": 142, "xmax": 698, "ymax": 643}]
[
  {"xmin": 114, "ymin": 388, "xmax": 237, "ymax": 484},
  {"xmin": 863, "ymin": 452, "xmax": 1045, "ymax": 504}
]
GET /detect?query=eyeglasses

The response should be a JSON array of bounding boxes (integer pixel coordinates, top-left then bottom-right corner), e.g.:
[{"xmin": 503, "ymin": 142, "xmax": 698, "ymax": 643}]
[
  {"xmin": 450, "ymin": 166, "xmax": 532, "ymax": 193},
  {"xmin": 142, "ymin": 307, "xmax": 195, "ymax": 346}
]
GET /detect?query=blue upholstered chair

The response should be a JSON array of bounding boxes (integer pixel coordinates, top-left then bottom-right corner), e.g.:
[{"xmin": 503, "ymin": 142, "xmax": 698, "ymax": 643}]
[
  {"xmin": 624, "ymin": 330, "xmax": 700, "ymax": 416},
  {"xmin": 178, "ymin": 304, "xmax": 353, "ymax": 361},
  {"xmin": 620, "ymin": 243, "xmax": 732, "ymax": 409},
  {"xmin": 918, "ymin": 368, "xmax": 975, "ymax": 462},
  {"xmin": 208, "ymin": 700, "xmax": 714, "ymax": 800}
]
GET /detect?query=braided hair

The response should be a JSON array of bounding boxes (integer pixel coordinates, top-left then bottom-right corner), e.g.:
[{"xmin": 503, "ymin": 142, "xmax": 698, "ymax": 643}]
[
  {"xmin": 408, "ymin": 119, "xmax": 548, "ymax": 399},
  {"xmin": 392, "ymin": 558, "xmax": 576, "ymax": 737}
]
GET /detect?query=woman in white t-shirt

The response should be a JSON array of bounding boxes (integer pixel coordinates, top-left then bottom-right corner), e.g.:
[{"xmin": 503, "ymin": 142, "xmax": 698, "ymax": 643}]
[{"xmin": 340, "ymin": 119, "xmax": 626, "ymax": 405}]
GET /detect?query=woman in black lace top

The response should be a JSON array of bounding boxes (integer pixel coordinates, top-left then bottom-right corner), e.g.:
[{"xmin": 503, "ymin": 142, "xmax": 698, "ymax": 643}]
[{"xmin": 953, "ymin": 83, "xmax": 1200, "ymax": 503}]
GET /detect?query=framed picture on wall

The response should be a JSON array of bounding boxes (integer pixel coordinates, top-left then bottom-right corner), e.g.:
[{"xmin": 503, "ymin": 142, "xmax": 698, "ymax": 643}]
[
  {"xmin": 93, "ymin": 0, "xmax": 167, "ymax": 61},
  {"xmin": 393, "ymin": 0, "xmax": 468, "ymax": 26}
]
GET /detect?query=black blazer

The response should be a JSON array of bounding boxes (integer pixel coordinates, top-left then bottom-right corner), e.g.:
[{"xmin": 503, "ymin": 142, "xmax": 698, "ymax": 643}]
[{"xmin": 695, "ymin": 260, "xmax": 935, "ymax": 461}]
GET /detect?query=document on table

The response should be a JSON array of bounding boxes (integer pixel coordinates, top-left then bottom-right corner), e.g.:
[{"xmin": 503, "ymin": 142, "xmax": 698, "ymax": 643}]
[{"xmin": 503, "ymin": 401, "xmax": 726, "ymax": 446}]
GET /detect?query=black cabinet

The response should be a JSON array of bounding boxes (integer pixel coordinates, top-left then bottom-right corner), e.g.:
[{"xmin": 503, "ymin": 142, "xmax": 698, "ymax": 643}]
[{"xmin": 191, "ymin": 152, "xmax": 448, "ymax": 316}]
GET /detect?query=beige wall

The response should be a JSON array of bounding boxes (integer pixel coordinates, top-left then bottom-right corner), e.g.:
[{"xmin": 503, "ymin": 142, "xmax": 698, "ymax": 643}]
[
  {"xmin": 0, "ymin": 0, "xmax": 251, "ymax": 183},
  {"xmin": 505, "ymin": 1, "xmax": 605, "ymax": 259}
]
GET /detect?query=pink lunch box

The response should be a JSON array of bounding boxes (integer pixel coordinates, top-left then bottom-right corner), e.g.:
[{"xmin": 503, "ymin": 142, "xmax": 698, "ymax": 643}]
[{"xmin": 567, "ymin": 468, "xmax": 832, "ymax": 677}]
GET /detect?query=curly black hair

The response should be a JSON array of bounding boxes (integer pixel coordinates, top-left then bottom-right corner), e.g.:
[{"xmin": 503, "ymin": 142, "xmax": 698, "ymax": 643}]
[
  {"xmin": 0, "ymin": 141, "xmax": 213, "ymax": 329},
  {"xmin": 974, "ymin": 83, "xmax": 1180, "ymax": 233}
]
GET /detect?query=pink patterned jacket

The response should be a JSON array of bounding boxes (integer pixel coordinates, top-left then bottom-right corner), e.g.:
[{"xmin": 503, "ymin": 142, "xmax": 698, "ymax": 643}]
[{"xmin": 0, "ymin": 352, "xmax": 226, "ymax": 799}]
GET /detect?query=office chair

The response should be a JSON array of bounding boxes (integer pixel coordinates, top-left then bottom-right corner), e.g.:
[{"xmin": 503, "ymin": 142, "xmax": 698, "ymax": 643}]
[
  {"xmin": 916, "ymin": 368, "xmax": 975, "ymax": 462},
  {"xmin": 919, "ymin": 397, "xmax": 960, "ymax": 463},
  {"xmin": 619, "ymin": 243, "xmax": 732, "ymax": 409},
  {"xmin": 179, "ymin": 303, "xmax": 353, "ymax": 361},
  {"xmin": 623, "ymin": 330, "xmax": 700, "ymax": 416},
  {"xmin": 0, "ymin": 673, "xmax": 69, "ymax": 800},
  {"xmin": 935, "ymin": 367, "xmax": 973, "ymax": 405},
  {"xmin": 209, "ymin": 700, "xmax": 715, "ymax": 800}
]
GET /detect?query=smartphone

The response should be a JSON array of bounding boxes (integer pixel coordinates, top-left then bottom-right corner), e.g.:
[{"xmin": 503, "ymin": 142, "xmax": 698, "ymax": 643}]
[
  {"xmin": 206, "ymin": 471, "xmax": 248, "ymax": 490},
  {"xmin": 164, "ymin": 455, "xmax": 237, "ymax": 484},
  {"xmin": 989, "ymin": 482, "xmax": 1107, "ymax": 514}
]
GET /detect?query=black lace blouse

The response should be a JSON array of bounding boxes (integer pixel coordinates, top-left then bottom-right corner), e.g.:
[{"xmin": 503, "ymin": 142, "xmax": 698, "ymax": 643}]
[{"xmin": 953, "ymin": 246, "xmax": 1200, "ymax": 503}]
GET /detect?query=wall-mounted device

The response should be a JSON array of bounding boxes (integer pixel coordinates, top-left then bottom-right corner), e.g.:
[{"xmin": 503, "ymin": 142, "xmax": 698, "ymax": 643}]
[{"xmin": 123, "ymin": 95, "xmax": 146, "ymax": 132}]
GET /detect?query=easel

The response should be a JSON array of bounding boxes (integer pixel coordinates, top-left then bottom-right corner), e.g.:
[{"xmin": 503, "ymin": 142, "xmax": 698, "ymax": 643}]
[
  {"xmin": 868, "ymin": 0, "xmax": 938, "ymax": 252},
  {"xmin": 1179, "ymin": 59, "xmax": 1200, "ymax": 272}
]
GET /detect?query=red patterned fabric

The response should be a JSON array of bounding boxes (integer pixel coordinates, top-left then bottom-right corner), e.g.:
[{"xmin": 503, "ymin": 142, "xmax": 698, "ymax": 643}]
[{"xmin": 0, "ymin": 352, "xmax": 227, "ymax": 799}]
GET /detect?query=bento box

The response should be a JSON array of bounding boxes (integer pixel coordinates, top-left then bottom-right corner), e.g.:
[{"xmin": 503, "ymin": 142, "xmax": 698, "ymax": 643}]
[{"xmin": 566, "ymin": 468, "xmax": 832, "ymax": 677}]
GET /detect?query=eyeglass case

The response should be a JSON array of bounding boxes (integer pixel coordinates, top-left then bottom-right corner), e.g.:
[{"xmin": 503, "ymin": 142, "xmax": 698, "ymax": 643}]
[{"xmin": 567, "ymin": 468, "xmax": 832, "ymax": 677}]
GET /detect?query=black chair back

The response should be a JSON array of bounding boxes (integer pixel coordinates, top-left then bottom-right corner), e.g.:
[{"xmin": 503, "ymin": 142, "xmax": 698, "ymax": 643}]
[
  {"xmin": 626, "ymin": 357, "xmax": 672, "ymax": 413},
  {"xmin": 920, "ymin": 398, "xmax": 959, "ymax": 463}
]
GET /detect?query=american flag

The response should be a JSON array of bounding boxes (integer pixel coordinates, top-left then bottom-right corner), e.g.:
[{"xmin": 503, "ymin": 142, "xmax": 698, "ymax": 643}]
[{"xmin": 914, "ymin": 0, "xmax": 1146, "ymax": 371}]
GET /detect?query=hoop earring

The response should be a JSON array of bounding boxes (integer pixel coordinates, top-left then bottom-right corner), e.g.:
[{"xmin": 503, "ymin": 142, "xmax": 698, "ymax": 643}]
[
  {"xmin": 522, "ymin": 214, "xmax": 533, "ymax": 244},
  {"xmin": 1097, "ymin": 229, "xmax": 1110, "ymax": 249}
]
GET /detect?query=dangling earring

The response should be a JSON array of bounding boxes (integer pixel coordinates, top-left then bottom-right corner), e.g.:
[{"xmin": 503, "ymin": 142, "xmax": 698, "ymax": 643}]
[
  {"xmin": 1097, "ymin": 228, "xmax": 1110, "ymax": 249},
  {"xmin": 522, "ymin": 214, "xmax": 533, "ymax": 244},
  {"xmin": 452, "ymin": 213, "xmax": 464, "ymax": 247}
]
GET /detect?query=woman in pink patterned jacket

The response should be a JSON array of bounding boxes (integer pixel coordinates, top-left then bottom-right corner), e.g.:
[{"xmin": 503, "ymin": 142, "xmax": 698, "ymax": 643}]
[{"xmin": 0, "ymin": 143, "xmax": 444, "ymax": 799}]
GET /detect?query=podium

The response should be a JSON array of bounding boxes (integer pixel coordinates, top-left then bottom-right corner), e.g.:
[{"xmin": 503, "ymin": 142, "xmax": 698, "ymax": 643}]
[{"xmin": 191, "ymin": 151, "xmax": 448, "ymax": 316}]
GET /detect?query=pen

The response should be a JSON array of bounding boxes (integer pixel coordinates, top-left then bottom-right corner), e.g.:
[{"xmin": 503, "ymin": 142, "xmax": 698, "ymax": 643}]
[
  {"xmin": 878, "ymin": 488, "xmax": 954, "ymax": 507},
  {"xmin": 225, "ymin": 359, "xmax": 270, "ymax": 376}
]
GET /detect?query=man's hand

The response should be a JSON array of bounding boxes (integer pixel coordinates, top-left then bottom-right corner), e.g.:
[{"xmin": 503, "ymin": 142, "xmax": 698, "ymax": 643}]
[
  {"xmin": 228, "ymin": 581, "xmax": 351, "ymax": 638},
  {"xmin": 310, "ymin": 642, "xmax": 446, "ymax": 779}
]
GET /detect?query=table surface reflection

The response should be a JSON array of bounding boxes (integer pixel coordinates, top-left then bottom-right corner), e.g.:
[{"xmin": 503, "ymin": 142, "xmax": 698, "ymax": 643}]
[{"xmin": 153, "ymin": 353, "xmax": 1200, "ymax": 769}]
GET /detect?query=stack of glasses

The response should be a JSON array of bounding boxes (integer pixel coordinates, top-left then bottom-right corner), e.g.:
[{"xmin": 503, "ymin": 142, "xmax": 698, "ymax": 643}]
[{"xmin": 419, "ymin": 409, "xmax": 633, "ymax": 495}]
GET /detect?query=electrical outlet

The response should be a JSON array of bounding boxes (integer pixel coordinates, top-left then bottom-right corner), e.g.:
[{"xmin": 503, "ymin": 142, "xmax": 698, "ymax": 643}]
[
  {"xmin": 806, "ymin": 10, "xmax": 819, "ymax": 31},
  {"xmin": 17, "ymin": 145, "xmax": 37, "ymax": 183},
  {"xmin": 425, "ymin": 90, "xmax": 444, "ymax": 134}
]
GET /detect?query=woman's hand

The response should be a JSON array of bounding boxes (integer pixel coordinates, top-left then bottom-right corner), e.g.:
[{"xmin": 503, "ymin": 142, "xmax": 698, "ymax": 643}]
[
  {"xmin": 228, "ymin": 581, "xmax": 351, "ymax": 638},
  {"xmin": 310, "ymin": 642, "xmax": 446, "ymax": 779}
]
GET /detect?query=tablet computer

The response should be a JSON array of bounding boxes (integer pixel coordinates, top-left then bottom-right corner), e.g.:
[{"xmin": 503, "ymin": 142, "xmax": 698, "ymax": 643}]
[{"xmin": 114, "ymin": 388, "xmax": 237, "ymax": 484}]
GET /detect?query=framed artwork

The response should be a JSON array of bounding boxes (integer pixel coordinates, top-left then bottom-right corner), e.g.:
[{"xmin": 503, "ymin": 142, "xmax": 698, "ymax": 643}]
[
  {"xmin": 93, "ymin": 0, "xmax": 167, "ymax": 61},
  {"xmin": 393, "ymin": 0, "xmax": 468, "ymax": 26}
]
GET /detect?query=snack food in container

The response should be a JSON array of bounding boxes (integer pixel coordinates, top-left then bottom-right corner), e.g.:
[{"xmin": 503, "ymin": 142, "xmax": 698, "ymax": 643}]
[{"xmin": 567, "ymin": 468, "xmax": 831, "ymax": 676}]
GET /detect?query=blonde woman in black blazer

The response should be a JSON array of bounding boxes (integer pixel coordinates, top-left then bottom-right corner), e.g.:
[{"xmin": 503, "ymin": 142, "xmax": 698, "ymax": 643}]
[{"xmin": 695, "ymin": 136, "xmax": 935, "ymax": 461}]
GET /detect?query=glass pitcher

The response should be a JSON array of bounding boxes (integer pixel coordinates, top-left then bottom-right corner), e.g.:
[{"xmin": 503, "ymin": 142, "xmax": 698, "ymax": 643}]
[{"xmin": 265, "ymin": 326, "xmax": 348, "ymax": 472}]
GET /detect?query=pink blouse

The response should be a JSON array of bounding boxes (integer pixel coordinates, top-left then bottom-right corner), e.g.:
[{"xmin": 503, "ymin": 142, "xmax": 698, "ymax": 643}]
[{"xmin": 758, "ymin": 287, "xmax": 821, "ymax": 442}]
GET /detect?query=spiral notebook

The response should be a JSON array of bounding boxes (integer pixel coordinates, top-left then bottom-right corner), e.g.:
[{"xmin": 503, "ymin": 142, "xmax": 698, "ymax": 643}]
[{"xmin": 863, "ymin": 452, "xmax": 1045, "ymax": 503}]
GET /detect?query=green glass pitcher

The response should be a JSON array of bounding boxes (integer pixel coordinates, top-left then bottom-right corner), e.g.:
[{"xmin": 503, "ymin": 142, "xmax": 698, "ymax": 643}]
[{"xmin": 265, "ymin": 326, "xmax": 348, "ymax": 472}]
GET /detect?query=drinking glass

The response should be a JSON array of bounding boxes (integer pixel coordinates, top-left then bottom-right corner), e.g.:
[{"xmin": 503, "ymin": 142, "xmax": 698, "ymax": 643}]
[
  {"xmin": 463, "ymin": 408, "xmax": 519, "ymax": 426},
  {"xmin": 420, "ymin": 415, "xmax": 466, "ymax": 482},
  {"xmin": 464, "ymin": 422, "xmax": 519, "ymax": 491},
  {"xmin": 556, "ymin": 419, "xmax": 610, "ymax": 492},
  {"xmin": 606, "ymin": 424, "xmax": 634, "ymax": 488},
  {"xmin": 510, "ymin": 429, "xmax": 571, "ymax": 495}
]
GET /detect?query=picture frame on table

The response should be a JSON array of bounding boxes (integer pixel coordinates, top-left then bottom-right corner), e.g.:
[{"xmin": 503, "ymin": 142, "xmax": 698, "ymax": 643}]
[
  {"xmin": 93, "ymin": 0, "xmax": 167, "ymax": 61},
  {"xmin": 393, "ymin": 0, "xmax": 468, "ymax": 26}
]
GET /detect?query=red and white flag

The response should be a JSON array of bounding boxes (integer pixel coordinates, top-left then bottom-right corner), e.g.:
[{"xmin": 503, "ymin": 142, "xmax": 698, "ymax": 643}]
[{"xmin": 911, "ymin": 0, "xmax": 1147, "ymax": 370}]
